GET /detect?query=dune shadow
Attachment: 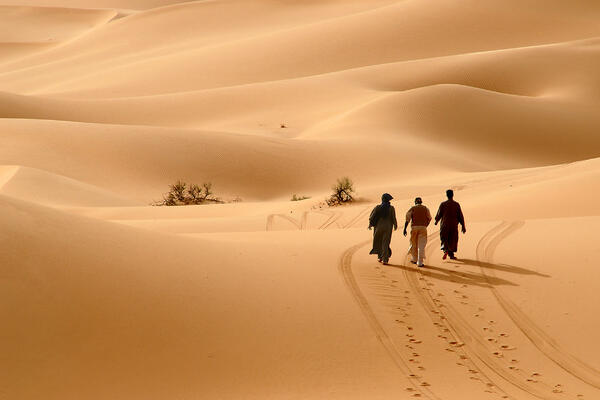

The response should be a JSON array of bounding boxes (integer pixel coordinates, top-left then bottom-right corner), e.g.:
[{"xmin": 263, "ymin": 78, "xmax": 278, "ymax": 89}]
[
  {"xmin": 384, "ymin": 262, "xmax": 518, "ymax": 288},
  {"xmin": 455, "ymin": 258, "xmax": 551, "ymax": 278}
]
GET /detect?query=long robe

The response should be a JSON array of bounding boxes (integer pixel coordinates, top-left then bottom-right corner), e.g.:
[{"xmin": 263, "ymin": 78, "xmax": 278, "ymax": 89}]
[
  {"xmin": 368, "ymin": 204, "xmax": 398, "ymax": 262},
  {"xmin": 434, "ymin": 199, "xmax": 465, "ymax": 253}
]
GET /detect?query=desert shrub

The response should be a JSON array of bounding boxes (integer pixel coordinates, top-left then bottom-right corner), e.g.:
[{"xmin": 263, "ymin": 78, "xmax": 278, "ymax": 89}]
[
  {"xmin": 291, "ymin": 194, "xmax": 310, "ymax": 201},
  {"xmin": 154, "ymin": 180, "xmax": 222, "ymax": 206},
  {"xmin": 326, "ymin": 177, "xmax": 354, "ymax": 206}
]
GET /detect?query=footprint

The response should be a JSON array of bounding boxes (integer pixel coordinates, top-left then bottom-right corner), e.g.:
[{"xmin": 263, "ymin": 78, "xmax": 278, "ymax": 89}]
[
  {"xmin": 417, "ymin": 366, "xmax": 425, "ymax": 370},
  {"xmin": 445, "ymin": 348, "xmax": 455, "ymax": 352},
  {"xmin": 499, "ymin": 333, "xmax": 509, "ymax": 337},
  {"xmin": 420, "ymin": 382, "xmax": 430, "ymax": 387},
  {"xmin": 492, "ymin": 351, "xmax": 503, "ymax": 357},
  {"xmin": 531, "ymin": 372, "xmax": 541, "ymax": 377},
  {"xmin": 486, "ymin": 337, "xmax": 497, "ymax": 343},
  {"xmin": 407, "ymin": 374, "xmax": 419, "ymax": 378},
  {"xmin": 552, "ymin": 384, "xmax": 563, "ymax": 394},
  {"xmin": 526, "ymin": 378, "xmax": 537, "ymax": 383},
  {"xmin": 500, "ymin": 344, "xmax": 516, "ymax": 350}
]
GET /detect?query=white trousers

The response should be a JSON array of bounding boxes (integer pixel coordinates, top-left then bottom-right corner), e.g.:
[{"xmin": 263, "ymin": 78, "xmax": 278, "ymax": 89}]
[{"xmin": 409, "ymin": 226, "xmax": 428, "ymax": 266}]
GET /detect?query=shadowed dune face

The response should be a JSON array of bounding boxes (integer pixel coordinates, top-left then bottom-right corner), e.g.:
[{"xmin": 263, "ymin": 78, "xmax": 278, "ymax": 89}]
[{"xmin": 2, "ymin": 1, "xmax": 600, "ymax": 399}]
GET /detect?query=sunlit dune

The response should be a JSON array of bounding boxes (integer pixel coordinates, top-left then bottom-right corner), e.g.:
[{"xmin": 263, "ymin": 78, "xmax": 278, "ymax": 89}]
[{"xmin": 2, "ymin": 1, "xmax": 600, "ymax": 399}]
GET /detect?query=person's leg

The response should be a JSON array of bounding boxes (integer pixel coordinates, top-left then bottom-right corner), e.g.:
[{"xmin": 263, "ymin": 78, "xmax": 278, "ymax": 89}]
[
  {"xmin": 449, "ymin": 226, "xmax": 458, "ymax": 259},
  {"xmin": 440, "ymin": 225, "xmax": 449, "ymax": 259},
  {"xmin": 381, "ymin": 230, "xmax": 392, "ymax": 264},
  {"xmin": 417, "ymin": 228, "xmax": 427, "ymax": 266},
  {"xmin": 409, "ymin": 228, "xmax": 419, "ymax": 263}
]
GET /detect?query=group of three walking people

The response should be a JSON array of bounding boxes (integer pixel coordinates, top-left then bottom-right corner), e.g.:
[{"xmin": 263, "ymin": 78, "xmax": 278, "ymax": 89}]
[{"xmin": 368, "ymin": 190, "xmax": 466, "ymax": 266}]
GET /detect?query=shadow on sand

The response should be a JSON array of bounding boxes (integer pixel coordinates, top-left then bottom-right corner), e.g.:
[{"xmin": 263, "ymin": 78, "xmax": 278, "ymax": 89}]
[{"xmin": 383, "ymin": 257, "xmax": 549, "ymax": 288}]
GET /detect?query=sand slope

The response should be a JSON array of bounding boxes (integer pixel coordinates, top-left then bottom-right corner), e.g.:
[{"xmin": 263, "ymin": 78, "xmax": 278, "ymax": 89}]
[{"xmin": 2, "ymin": 0, "xmax": 600, "ymax": 399}]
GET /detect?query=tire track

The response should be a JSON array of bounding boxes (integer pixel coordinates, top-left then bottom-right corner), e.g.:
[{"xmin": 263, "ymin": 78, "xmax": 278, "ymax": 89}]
[
  {"xmin": 338, "ymin": 240, "xmax": 443, "ymax": 400},
  {"xmin": 265, "ymin": 213, "xmax": 303, "ymax": 231},
  {"xmin": 478, "ymin": 221, "xmax": 600, "ymax": 390},
  {"xmin": 343, "ymin": 206, "xmax": 372, "ymax": 229},
  {"xmin": 401, "ymin": 232, "xmax": 526, "ymax": 400},
  {"xmin": 403, "ymin": 228, "xmax": 576, "ymax": 399}
]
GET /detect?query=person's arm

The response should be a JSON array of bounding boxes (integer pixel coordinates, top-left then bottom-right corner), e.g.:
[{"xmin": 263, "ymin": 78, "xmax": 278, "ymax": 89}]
[
  {"xmin": 391, "ymin": 207, "xmax": 398, "ymax": 231},
  {"xmin": 425, "ymin": 207, "xmax": 432, "ymax": 227},
  {"xmin": 434, "ymin": 204, "xmax": 442, "ymax": 225},
  {"xmin": 457, "ymin": 204, "xmax": 466, "ymax": 233},
  {"xmin": 403, "ymin": 207, "xmax": 411, "ymax": 236},
  {"xmin": 368, "ymin": 205, "xmax": 378, "ymax": 229}
]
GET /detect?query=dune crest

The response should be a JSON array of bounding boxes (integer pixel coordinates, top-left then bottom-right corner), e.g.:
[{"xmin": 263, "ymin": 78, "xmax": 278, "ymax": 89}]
[{"xmin": 2, "ymin": 1, "xmax": 600, "ymax": 399}]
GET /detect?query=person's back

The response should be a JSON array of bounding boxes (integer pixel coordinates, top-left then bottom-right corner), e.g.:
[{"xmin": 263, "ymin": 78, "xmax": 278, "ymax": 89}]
[
  {"xmin": 403, "ymin": 198, "xmax": 431, "ymax": 267},
  {"xmin": 434, "ymin": 190, "xmax": 466, "ymax": 260},
  {"xmin": 369, "ymin": 193, "xmax": 398, "ymax": 265},
  {"xmin": 407, "ymin": 204, "xmax": 431, "ymax": 227},
  {"xmin": 436, "ymin": 199, "xmax": 463, "ymax": 228}
]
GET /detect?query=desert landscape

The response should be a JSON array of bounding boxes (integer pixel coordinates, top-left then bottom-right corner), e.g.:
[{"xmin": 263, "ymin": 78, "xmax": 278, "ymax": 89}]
[{"xmin": 1, "ymin": 0, "xmax": 600, "ymax": 399}]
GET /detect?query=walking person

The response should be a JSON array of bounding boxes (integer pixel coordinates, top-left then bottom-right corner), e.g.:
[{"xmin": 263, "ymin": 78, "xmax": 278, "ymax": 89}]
[
  {"xmin": 403, "ymin": 197, "xmax": 431, "ymax": 268},
  {"xmin": 368, "ymin": 193, "xmax": 398, "ymax": 265},
  {"xmin": 434, "ymin": 189, "xmax": 466, "ymax": 260}
]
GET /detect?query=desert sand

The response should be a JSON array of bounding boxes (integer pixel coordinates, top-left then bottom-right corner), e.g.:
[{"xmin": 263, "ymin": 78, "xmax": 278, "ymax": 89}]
[{"xmin": 2, "ymin": 1, "xmax": 600, "ymax": 399}]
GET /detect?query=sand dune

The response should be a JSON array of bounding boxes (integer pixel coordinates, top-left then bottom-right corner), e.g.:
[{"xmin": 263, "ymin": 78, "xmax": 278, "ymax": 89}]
[
  {"xmin": 0, "ymin": 165, "xmax": 137, "ymax": 206},
  {"xmin": 2, "ymin": 0, "xmax": 600, "ymax": 399}
]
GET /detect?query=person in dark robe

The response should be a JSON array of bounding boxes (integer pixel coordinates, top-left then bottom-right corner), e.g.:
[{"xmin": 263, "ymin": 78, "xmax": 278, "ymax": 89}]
[
  {"xmin": 434, "ymin": 189, "xmax": 466, "ymax": 260},
  {"xmin": 368, "ymin": 193, "xmax": 398, "ymax": 265}
]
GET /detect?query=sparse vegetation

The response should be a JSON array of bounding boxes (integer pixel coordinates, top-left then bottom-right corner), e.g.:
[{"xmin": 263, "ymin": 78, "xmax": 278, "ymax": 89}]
[
  {"xmin": 153, "ymin": 180, "xmax": 222, "ymax": 206},
  {"xmin": 326, "ymin": 176, "xmax": 355, "ymax": 206},
  {"xmin": 291, "ymin": 194, "xmax": 311, "ymax": 201}
]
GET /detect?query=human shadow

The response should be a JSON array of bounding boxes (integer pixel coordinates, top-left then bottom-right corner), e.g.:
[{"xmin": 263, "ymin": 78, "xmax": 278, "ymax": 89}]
[
  {"xmin": 384, "ymin": 262, "xmax": 518, "ymax": 288},
  {"xmin": 455, "ymin": 258, "xmax": 551, "ymax": 278}
]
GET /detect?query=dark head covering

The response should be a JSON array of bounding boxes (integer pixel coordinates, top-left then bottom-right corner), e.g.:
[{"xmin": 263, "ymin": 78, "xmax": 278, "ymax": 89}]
[
  {"xmin": 446, "ymin": 189, "xmax": 454, "ymax": 199},
  {"xmin": 415, "ymin": 197, "xmax": 422, "ymax": 204},
  {"xmin": 381, "ymin": 193, "xmax": 393, "ymax": 203}
]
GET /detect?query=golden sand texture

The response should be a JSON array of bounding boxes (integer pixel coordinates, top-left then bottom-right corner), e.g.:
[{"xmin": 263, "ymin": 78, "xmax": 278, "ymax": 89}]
[{"xmin": 1, "ymin": 1, "xmax": 600, "ymax": 399}]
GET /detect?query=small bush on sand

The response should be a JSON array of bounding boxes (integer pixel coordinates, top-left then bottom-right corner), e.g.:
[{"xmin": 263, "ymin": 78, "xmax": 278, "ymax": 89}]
[
  {"xmin": 291, "ymin": 194, "xmax": 310, "ymax": 201},
  {"xmin": 154, "ymin": 180, "xmax": 222, "ymax": 206},
  {"xmin": 326, "ymin": 177, "xmax": 354, "ymax": 206}
]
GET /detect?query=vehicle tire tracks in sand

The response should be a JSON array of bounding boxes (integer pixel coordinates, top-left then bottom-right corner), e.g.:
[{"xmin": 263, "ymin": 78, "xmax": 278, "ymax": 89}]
[
  {"xmin": 339, "ymin": 239, "xmax": 443, "ymax": 400},
  {"xmin": 478, "ymin": 221, "xmax": 600, "ymax": 391}
]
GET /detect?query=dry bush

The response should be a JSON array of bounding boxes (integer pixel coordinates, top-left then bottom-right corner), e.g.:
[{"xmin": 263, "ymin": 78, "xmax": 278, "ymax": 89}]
[
  {"xmin": 154, "ymin": 180, "xmax": 222, "ymax": 206},
  {"xmin": 291, "ymin": 194, "xmax": 310, "ymax": 201},
  {"xmin": 326, "ymin": 177, "xmax": 355, "ymax": 206}
]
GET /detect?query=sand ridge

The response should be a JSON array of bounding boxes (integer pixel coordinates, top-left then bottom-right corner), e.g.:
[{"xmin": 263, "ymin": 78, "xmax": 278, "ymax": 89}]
[{"xmin": 1, "ymin": 0, "xmax": 599, "ymax": 399}]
